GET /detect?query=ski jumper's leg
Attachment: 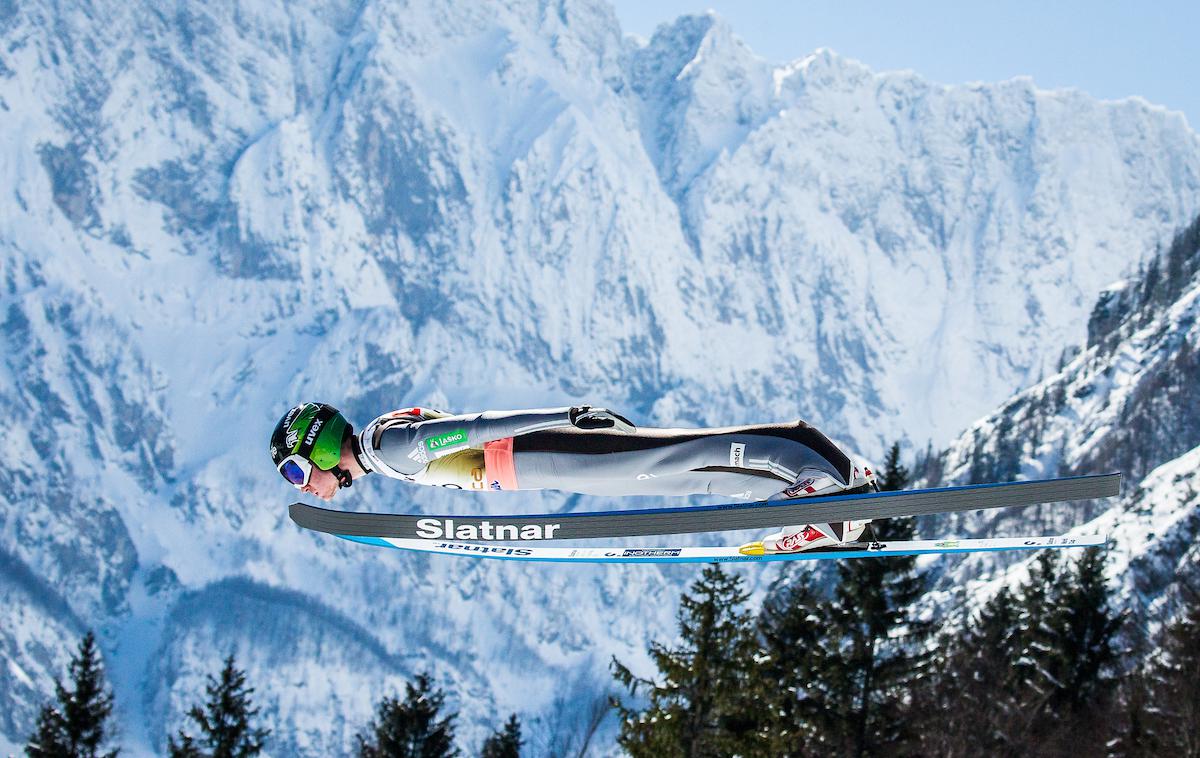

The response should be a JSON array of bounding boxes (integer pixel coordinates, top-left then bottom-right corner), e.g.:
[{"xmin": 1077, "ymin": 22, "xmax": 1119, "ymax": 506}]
[{"xmin": 507, "ymin": 421, "xmax": 852, "ymax": 500}]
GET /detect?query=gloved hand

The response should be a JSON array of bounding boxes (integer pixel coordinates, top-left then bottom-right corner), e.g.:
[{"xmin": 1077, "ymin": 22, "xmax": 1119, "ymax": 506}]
[{"xmin": 569, "ymin": 406, "xmax": 637, "ymax": 434}]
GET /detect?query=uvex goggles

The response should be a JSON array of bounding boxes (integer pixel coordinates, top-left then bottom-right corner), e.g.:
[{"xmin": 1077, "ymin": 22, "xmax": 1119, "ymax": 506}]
[{"xmin": 277, "ymin": 454, "xmax": 315, "ymax": 488}]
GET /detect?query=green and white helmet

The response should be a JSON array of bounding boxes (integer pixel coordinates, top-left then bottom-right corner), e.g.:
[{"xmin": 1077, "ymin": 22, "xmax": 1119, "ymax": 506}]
[{"xmin": 270, "ymin": 403, "xmax": 353, "ymax": 486}]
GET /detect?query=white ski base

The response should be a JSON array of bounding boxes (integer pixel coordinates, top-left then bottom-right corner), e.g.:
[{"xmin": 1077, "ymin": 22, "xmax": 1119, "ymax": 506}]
[{"xmin": 338, "ymin": 533, "xmax": 1109, "ymax": 563}]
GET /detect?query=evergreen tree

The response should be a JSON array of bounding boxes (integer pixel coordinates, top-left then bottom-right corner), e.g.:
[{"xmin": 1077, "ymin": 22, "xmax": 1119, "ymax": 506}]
[
  {"xmin": 166, "ymin": 734, "xmax": 202, "ymax": 758},
  {"xmin": 356, "ymin": 673, "xmax": 460, "ymax": 758},
  {"xmin": 828, "ymin": 442, "xmax": 924, "ymax": 755},
  {"xmin": 1011, "ymin": 549, "xmax": 1059, "ymax": 715},
  {"xmin": 757, "ymin": 442, "xmax": 926, "ymax": 756},
  {"xmin": 756, "ymin": 571, "xmax": 837, "ymax": 754},
  {"xmin": 1018, "ymin": 549, "xmax": 1122, "ymax": 753},
  {"xmin": 978, "ymin": 546, "xmax": 1124, "ymax": 755},
  {"xmin": 479, "ymin": 714, "xmax": 522, "ymax": 758},
  {"xmin": 916, "ymin": 545, "xmax": 1124, "ymax": 757},
  {"xmin": 1134, "ymin": 594, "xmax": 1200, "ymax": 755},
  {"xmin": 26, "ymin": 630, "xmax": 119, "ymax": 758},
  {"xmin": 612, "ymin": 564, "xmax": 770, "ymax": 757},
  {"xmin": 1044, "ymin": 549, "xmax": 1123, "ymax": 712},
  {"xmin": 911, "ymin": 586, "xmax": 1024, "ymax": 756},
  {"xmin": 878, "ymin": 442, "xmax": 909, "ymax": 493},
  {"xmin": 167, "ymin": 655, "xmax": 269, "ymax": 758},
  {"xmin": 1108, "ymin": 664, "xmax": 1154, "ymax": 758}
]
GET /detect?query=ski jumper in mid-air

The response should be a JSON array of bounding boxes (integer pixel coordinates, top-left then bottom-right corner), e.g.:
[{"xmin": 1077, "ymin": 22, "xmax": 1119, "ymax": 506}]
[{"xmin": 270, "ymin": 403, "xmax": 878, "ymax": 553}]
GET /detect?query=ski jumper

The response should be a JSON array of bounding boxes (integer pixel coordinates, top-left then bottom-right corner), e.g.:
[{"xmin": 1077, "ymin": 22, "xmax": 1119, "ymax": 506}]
[{"xmin": 355, "ymin": 407, "xmax": 853, "ymax": 502}]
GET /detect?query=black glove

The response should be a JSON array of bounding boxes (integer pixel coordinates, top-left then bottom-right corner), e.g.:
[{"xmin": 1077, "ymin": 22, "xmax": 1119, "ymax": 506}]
[{"xmin": 569, "ymin": 406, "xmax": 637, "ymax": 433}]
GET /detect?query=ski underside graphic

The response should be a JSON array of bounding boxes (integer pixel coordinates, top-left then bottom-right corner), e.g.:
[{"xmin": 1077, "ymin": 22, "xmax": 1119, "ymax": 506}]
[
  {"xmin": 290, "ymin": 473, "xmax": 1120, "ymax": 563},
  {"xmin": 341, "ymin": 534, "xmax": 1109, "ymax": 564}
]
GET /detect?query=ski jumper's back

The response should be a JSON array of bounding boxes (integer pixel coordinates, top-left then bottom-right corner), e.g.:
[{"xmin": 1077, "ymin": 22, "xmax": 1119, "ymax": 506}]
[{"xmin": 355, "ymin": 407, "xmax": 854, "ymax": 501}]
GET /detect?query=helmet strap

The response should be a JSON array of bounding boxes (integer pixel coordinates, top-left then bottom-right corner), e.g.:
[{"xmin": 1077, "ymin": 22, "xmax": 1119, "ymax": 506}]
[
  {"xmin": 333, "ymin": 466, "xmax": 353, "ymax": 489},
  {"xmin": 350, "ymin": 432, "xmax": 373, "ymax": 474}
]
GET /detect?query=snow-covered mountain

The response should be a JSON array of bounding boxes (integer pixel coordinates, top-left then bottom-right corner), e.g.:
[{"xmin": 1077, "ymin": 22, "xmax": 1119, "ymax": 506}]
[
  {"xmin": 916, "ymin": 216, "xmax": 1200, "ymax": 621},
  {"xmin": 3, "ymin": 0, "xmax": 1200, "ymax": 752}
]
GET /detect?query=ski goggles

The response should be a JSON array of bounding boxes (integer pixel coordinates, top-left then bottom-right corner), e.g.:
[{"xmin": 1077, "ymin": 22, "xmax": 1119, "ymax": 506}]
[{"xmin": 277, "ymin": 454, "xmax": 314, "ymax": 488}]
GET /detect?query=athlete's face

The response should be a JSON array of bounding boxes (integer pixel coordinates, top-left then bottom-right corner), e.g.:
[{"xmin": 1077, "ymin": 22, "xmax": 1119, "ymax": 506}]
[{"xmin": 301, "ymin": 467, "xmax": 340, "ymax": 501}]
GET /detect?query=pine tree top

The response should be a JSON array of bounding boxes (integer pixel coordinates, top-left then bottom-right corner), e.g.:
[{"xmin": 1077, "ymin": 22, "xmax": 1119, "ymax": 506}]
[
  {"xmin": 357, "ymin": 672, "xmax": 461, "ymax": 758},
  {"xmin": 26, "ymin": 630, "xmax": 118, "ymax": 758},
  {"xmin": 168, "ymin": 654, "xmax": 269, "ymax": 758},
  {"xmin": 480, "ymin": 713, "xmax": 522, "ymax": 758}
]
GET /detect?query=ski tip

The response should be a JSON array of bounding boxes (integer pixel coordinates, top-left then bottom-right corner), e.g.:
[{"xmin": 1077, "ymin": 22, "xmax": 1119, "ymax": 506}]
[{"xmin": 738, "ymin": 541, "xmax": 765, "ymax": 556}]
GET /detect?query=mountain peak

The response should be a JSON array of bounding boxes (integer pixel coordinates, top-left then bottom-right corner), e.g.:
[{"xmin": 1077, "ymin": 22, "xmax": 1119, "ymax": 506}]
[
  {"xmin": 772, "ymin": 46, "xmax": 875, "ymax": 96},
  {"xmin": 627, "ymin": 10, "xmax": 758, "ymax": 89}
]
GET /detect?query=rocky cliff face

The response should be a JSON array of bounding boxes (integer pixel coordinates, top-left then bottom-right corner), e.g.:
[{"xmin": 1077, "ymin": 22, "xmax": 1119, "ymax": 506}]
[{"xmin": 2, "ymin": 0, "xmax": 1199, "ymax": 751}]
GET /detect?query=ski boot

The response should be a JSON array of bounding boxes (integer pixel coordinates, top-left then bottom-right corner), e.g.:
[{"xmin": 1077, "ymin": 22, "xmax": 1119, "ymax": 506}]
[{"xmin": 739, "ymin": 462, "xmax": 879, "ymax": 555}]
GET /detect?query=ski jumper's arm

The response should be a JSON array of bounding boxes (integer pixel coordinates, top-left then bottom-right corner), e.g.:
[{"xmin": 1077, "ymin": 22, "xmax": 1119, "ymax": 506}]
[{"xmin": 358, "ymin": 406, "xmax": 632, "ymax": 478}]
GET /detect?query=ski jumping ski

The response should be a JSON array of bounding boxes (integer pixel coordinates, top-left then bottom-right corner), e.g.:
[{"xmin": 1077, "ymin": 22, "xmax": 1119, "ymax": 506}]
[
  {"xmin": 289, "ymin": 472, "xmax": 1121, "ymax": 542},
  {"xmin": 336, "ymin": 533, "xmax": 1109, "ymax": 564}
]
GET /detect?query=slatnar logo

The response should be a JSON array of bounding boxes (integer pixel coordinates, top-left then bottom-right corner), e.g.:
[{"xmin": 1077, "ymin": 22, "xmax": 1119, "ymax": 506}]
[{"xmin": 416, "ymin": 518, "xmax": 561, "ymax": 540}]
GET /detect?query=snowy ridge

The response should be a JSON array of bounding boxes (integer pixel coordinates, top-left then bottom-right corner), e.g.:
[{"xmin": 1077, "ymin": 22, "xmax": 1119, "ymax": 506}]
[
  {"xmin": 1091, "ymin": 449, "xmax": 1200, "ymax": 622},
  {"xmin": 2, "ymin": 0, "xmax": 1200, "ymax": 751},
  {"xmin": 625, "ymin": 18, "xmax": 1200, "ymax": 449},
  {"xmin": 918, "ymin": 215, "xmax": 1200, "ymax": 615}
]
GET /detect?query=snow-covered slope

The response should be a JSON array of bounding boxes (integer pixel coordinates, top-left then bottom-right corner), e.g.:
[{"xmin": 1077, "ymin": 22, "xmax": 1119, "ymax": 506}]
[
  {"xmin": 3, "ymin": 0, "xmax": 1200, "ymax": 751},
  {"xmin": 918, "ymin": 217, "xmax": 1200, "ymax": 618},
  {"xmin": 0, "ymin": 549, "xmax": 86, "ymax": 742}
]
